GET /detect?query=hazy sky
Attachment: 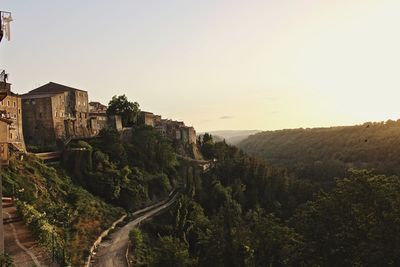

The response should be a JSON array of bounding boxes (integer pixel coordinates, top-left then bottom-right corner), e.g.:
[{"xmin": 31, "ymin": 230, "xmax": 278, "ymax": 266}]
[{"xmin": 1, "ymin": 0, "xmax": 400, "ymax": 131}]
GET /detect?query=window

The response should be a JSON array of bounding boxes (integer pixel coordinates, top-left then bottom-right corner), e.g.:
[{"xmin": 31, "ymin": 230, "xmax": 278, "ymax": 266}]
[
  {"xmin": 39, "ymin": 112, "xmax": 42, "ymax": 118},
  {"xmin": 7, "ymin": 101, "xmax": 10, "ymax": 106},
  {"xmin": 18, "ymin": 109, "xmax": 21, "ymax": 114},
  {"xmin": 13, "ymin": 101, "xmax": 16, "ymax": 107},
  {"xmin": 55, "ymin": 111, "xmax": 58, "ymax": 117}
]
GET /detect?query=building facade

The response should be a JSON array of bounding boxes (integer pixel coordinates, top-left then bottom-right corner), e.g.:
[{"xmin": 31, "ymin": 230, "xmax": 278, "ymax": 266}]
[
  {"xmin": 0, "ymin": 117, "xmax": 12, "ymax": 165},
  {"xmin": 0, "ymin": 81, "xmax": 25, "ymax": 151},
  {"xmin": 89, "ymin": 101, "xmax": 108, "ymax": 135},
  {"xmin": 22, "ymin": 82, "xmax": 90, "ymax": 148},
  {"xmin": 138, "ymin": 111, "xmax": 197, "ymax": 145}
]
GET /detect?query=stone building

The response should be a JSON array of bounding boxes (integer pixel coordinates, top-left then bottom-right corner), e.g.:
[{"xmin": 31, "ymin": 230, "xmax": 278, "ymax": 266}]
[
  {"xmin": 89, "ymin": 101, "xmax": 108, "ymax": 135},
  {"xmin": 138, "ymin": 111, "xmax": 156, "ymax": 127},
  {"xmin": 0, "ymin": 116, "xmax": 12, "ymax": 165},
  {"xmin": 89, "ymin": 101, "xmax": 107, "ymax": 114},
  {"xmin": 88, "ymin": 101, "xmax": 124, "ymax": 134},
  {"xmin": 108, "ymin": 115, "xmax": 123, "ymax": 132},
  {"xmin": 181, "ymin": 126, "xmax": 197, "ymax": 144},
  {"xmin": 22, "ymin": 82, "xmax": 90, "ymax": 148},
  {"xmin": 0, "ymin": 81, "xmax": 25, "ymax": 151},
  {"xmin": 138, "ymin": 111, "xmax": 196, "ymax": 145}
]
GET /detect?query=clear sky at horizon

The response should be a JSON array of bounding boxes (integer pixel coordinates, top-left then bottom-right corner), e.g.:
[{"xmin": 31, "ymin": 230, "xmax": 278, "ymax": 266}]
[{"xmin": 1, "ymin": 0, "xmax": 400, "ymax": 132}]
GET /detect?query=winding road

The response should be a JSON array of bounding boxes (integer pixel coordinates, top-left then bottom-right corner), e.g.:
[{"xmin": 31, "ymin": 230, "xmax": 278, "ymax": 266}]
[{"xmin": 91, "ymin": 192, "xmax": 180, "ymax": 267}]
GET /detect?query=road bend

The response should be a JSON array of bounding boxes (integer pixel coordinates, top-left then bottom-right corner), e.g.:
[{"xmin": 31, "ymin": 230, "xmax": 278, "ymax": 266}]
[{"xmin": 91, "ymin": 193, "xmax": 180, "ymax": 267}]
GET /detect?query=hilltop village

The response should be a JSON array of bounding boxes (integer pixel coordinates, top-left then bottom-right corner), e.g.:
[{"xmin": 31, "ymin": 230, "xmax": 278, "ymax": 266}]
[{"xmin": 0, "ymin": 79, "xmax": 197, "ymax": 158}]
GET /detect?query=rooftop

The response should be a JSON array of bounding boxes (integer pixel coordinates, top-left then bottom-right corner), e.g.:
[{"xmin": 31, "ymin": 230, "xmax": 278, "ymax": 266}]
[{"xmin": 24, "ymin": 82, "xmax": 87, "ymax": 96}]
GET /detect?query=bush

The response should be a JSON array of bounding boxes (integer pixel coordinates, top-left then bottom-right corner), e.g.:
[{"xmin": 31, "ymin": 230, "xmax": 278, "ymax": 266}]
[{"xmin": 0, "ymin": 253, "xmax": 14, "ymax": 267}]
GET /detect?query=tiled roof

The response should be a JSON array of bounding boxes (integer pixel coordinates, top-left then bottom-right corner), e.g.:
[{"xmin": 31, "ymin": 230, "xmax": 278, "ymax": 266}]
[{"xmin": 25, "ymin": 82, "xmax": 87, "ymax": 95}]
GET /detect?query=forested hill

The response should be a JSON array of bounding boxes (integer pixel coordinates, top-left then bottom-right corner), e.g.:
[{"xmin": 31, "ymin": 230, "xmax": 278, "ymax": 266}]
[{"xmin": 238, "ymin": 120, "xmax": 400, "ymax": 181}]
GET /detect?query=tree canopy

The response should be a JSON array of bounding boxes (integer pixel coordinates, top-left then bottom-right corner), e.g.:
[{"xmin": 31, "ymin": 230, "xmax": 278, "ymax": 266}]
[{"xmin": 107, "ymin": 94, "xmax": 140, "ymax": 127}]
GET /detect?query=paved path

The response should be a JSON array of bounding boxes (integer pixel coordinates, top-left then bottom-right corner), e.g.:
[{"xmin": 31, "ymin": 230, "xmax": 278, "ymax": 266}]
[
  {"xmin": 91, "ymin": 193, "xmax": 179, "ymax": 267},
  {"xmin": 3, "ymin": 202, "xmax": 58, "ymax": 267},
  {"xmin": 4, "ymin": 211, "xmax": 41, "ymax": 267}
]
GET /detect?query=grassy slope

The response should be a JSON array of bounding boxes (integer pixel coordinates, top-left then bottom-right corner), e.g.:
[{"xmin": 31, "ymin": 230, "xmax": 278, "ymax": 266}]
[{"xmin": 1, "ymin": 154, "xmax": 124, "ymax": 265}]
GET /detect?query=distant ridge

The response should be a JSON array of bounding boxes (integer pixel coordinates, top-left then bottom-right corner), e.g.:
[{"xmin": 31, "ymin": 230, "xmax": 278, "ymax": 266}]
[
  {"xmin": 237, "ymin": 119, "xmax": 400, "ymax": 177},
  {"xmin": 200, "ymin": 130, "xmax": 261, "ymax": 145}
]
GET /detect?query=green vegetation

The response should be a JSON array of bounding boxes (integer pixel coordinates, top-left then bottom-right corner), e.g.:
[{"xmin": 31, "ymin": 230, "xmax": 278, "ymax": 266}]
[
  {"xmin": 3, "ymin": 95, "xmax": 186, "ymax": 265},
  {"xmin": 2, "ymin": 154, "xmax": 123, "ymax": 266},
  {"xmin": 239, "ymin": 120, "xmax": 400, "ymax": 186},
  {"xmin": 291, "ymin": 169, "xmax": 400, "ymax": 266},
  {"xmin": 107, "ymin": 94, "xmax": 140, "ymax": 127},
  {"xmin": 131, "ymin": 134, "xmax": 400, "ymax": 266},
  {"xmin": 9, "ymin": 90, "xmax": 400, "ymax": 266},
  {"xmin": 63, "ymin": 125, "xmax": 178, "ymax": 211},
  {"xmin": 0, "ymin": 253, "xmax": 14, "ymax": 267}
]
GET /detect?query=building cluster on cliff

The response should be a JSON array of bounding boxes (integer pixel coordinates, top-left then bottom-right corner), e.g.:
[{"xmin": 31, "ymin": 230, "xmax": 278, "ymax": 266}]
[
  {"xmin": 0, "ymin": 79, "xmax": 197, "ymax": 161},
  {"xmin": 139, "ymin": 111, "xmax": 197, "ymax": 145}
]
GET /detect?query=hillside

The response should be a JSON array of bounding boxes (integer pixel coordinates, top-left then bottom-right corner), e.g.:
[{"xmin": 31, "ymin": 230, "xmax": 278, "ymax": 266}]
[
  {"xmin": 2, "ymin": 154, "xmax": 124, "ymax": 266},
  {"xmin": 127, "ymin": 136, "xmax": 400, "ymax": 267},
  {"xmin": 238, "ymin": 120, "xmax": 400, "ymax": 183},
  {"xmin": 200, "ymin": 130, "xmax": 260, "ymax": 145}
]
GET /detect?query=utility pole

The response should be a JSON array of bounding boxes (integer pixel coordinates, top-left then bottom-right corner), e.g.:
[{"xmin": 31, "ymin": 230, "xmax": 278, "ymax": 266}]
[{"xmin": 0, "ymin": 10, "xmax": 13, "ymax": 254}]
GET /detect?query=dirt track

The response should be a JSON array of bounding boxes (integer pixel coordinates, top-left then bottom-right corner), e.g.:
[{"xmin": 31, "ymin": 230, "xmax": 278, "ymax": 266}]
[
  {"xmin": 91, "ymin": 193, "xmax": 179, "ymax": 267},
  {"xmin": 3, "ymin": 201, "xmax": 57, "ymax": 267}
]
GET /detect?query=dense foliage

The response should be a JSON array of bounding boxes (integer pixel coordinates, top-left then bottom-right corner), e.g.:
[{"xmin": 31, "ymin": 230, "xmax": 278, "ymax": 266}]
[
  {"xmin": 0, "ymin": 253, "xmax": 14, "ymax": 267},
  {"xmin": 131, "ymin": 135, "xmax": 400, "ymax": 266},
  {"xmin": 239, "ymin": 120, "xmax": 400, "ymax": 187},
  {"xmin": 107, "ymin": 94, "xmax": 140, "ymax": 127},
  {"xmin": 2, "ymin": 154, "xmax": 123, "ymax": 266},
  {"xmin": 63, "ymin": 125, "xmax": 178, "ymax": 211}
]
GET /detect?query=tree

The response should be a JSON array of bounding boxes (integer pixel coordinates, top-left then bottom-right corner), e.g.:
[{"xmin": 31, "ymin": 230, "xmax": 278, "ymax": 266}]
[
  {"xmin": 129, "ymin": 228, "xmax": 144, "ymax": 251},
  {"xmin": 0, "ymin": 253, "xmax": 14, "ymax": 267},
  {"xmin": 107, "ymin": 95, "xmax": 140, "ymax": 127},
  {"xmin": 291, "ymin": 170, "xmax": 400, "ymax": 266},
  {"xmin": 199, "ymin": 133, "xmax": 214, "ymax": 160},
  {"xmin": 245, "ymin": 210, "xmax": 305, "ymax": 266},
  {"xmin": 152, "ymin": 236, "xmax": 196, "ymax": 267},
  {"xmin": 128, "ymin": 125, "xmax": 177, "ymax": 173}
]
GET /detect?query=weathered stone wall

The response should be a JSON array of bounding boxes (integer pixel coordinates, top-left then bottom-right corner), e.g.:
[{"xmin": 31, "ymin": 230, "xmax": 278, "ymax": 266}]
[
  {"xmin": 51, "ymin": 93, "xmax": 67, "ymax": 141},
  {"xmin": 22, "ymin": 86, "xmax": 93, "ymax": 148},
  {"xmin": 89, "ymin": 115, "xmax": 108, "ymax": 135},
  {"xmin": 0, "ymin": 121, "xmax": 9, "ymax": 143},
  {"xmin": 0, "ymin": 120, "xmax": 10, "ymax": 164},
  {"xmin": 72, "ymin": 90, "xmax": 90, "ymax": 137},
  {"xmin": 108, "ymin": 115, "xmax": 123, "ymax": 132},
  {"xmin": 139, "ymin": 112, "xmax": 156, "ymax": 127},
  {"xmin": 0, "ymin": 94, "xmax": 25, "ymax": 150},
  {"xmin": 22, "ymin": 96, "xmax": 56, "ymax": 147},
  {"xmin": 188, "ymin": 127, "xmax": 196, "ymax": 144}
]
